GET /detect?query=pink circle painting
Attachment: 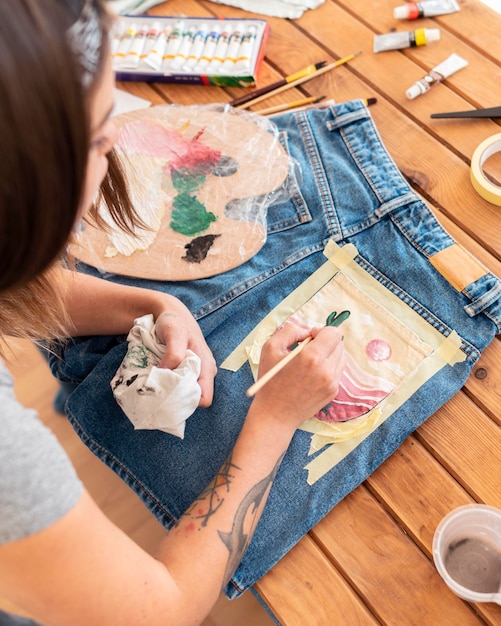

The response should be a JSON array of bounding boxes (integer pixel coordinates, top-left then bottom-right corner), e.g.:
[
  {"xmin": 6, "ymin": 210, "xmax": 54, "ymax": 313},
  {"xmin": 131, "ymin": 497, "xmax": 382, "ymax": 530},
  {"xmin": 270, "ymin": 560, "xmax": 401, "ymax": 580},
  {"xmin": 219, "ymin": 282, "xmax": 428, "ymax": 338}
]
[{"xmin": 366, "ymin": 338, "xmax": 392, "ymax": 362}]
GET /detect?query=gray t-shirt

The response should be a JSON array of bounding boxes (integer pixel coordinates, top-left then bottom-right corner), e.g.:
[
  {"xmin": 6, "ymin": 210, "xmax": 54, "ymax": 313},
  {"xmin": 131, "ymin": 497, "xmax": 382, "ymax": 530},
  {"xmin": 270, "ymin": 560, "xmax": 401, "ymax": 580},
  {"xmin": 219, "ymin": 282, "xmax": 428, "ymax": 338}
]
[{"xmin": 0, "ymin": 360, "xmax": 82, "ymax": 545}]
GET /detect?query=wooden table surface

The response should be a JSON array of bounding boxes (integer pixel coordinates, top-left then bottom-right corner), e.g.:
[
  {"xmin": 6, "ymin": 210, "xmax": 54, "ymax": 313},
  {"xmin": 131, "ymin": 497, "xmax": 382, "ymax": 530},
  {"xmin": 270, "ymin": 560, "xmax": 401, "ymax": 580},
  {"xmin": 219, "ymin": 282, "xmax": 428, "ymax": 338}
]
[{"xmin": 119, "ymin": 1, "xmax": 501, "ymax": 623}]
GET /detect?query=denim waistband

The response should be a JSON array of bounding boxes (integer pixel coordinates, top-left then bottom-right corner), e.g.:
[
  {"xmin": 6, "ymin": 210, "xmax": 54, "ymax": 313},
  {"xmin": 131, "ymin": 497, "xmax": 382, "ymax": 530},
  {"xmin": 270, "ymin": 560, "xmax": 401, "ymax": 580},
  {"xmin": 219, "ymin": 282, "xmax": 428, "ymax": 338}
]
[{"xmin": 51, "ymin": 99, "xmax": 500, "ymax": 599}]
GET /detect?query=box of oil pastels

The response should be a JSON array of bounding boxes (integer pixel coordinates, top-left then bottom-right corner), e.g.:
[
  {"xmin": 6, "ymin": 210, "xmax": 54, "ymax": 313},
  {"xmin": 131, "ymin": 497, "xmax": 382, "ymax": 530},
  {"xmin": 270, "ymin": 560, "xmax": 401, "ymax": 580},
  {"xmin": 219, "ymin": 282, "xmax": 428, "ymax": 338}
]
[{"xmin": 112, "ymin": 16, "xmax": 270, "ymax": 87}]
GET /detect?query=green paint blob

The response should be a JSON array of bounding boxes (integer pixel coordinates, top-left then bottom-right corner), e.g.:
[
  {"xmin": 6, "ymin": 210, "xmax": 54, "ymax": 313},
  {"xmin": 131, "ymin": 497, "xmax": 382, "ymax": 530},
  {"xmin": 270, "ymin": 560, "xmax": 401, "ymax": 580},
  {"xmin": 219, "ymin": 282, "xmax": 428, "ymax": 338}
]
[
  {"xmin": 170, "ymin": 193, "xmax": 217, "ymax": 236},
  {"xmin": 171, "ymin": 169, "xmax": 207, "ymax": 194}
]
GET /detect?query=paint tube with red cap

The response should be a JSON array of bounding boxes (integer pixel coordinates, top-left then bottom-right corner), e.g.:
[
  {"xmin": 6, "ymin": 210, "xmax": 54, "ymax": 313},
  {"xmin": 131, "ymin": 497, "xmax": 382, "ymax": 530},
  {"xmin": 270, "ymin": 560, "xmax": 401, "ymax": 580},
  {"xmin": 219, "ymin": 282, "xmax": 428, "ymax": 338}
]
[{"xmin": 394, "ymin": 0, "xmax": 460, "ymax": 20}]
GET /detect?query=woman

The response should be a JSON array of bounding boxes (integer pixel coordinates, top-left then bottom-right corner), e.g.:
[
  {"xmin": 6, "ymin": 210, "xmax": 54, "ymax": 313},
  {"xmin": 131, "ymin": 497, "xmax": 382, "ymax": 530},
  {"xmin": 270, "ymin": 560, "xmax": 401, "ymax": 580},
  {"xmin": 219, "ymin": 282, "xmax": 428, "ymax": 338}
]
[{"xmin": 0, "ymin": 1, "xmax": 345, "ymax": 624}]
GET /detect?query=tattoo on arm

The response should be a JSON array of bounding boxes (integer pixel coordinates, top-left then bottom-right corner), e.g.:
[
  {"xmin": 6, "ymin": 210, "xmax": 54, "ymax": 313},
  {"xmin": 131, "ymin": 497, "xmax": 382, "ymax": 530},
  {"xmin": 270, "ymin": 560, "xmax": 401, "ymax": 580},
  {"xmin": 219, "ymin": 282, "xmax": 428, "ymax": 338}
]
[
  {"xmin": 182, "ymin": 455, "xmax": 241, "ymax": 529},
  {"xmin": 217, "ymin": 453, "xmax": 285, "ymax": 588},
  {"xmin": 179, "ymin": 452, "xmax": 286, "ymax": 590}
]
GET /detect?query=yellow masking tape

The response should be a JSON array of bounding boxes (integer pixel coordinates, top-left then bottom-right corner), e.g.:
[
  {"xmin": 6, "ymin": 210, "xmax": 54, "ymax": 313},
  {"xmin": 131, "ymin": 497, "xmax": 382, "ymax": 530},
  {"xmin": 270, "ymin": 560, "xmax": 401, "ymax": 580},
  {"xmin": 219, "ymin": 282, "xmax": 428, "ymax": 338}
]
[
  {"xmin": 470, "ymin": 133, "xmax": 501, "ymax": 207},
  {"xmin": 302, "ymin": 330, "xmax": 465, "ymax": 484},
  {"xmin": 324, "ymin": 240, "xmax": 358, "ymax": 269}
]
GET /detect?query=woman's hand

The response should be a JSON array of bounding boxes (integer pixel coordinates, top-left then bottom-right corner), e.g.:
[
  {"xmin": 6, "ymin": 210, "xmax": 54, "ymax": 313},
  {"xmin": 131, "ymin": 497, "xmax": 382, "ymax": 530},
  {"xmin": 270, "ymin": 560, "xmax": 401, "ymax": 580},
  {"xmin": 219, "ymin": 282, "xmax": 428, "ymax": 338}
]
[
  {"xmin": 62, "ymin": 271, "xmax": 217, "ymax": 408},
  {"xmin": 154, "ymin": 299, "xmax": 217, "ymax": 408},
  {"xmin": 251, "ymin": 322, "xmax": 346, "ymax": 429}
]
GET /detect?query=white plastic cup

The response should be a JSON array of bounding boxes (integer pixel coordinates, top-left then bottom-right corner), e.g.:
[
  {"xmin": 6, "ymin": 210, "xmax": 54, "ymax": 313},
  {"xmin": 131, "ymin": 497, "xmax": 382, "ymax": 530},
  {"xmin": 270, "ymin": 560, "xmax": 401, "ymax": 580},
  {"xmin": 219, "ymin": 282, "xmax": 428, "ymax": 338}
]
[{"xmin": 433, "ymin": 504, "xmax": 501, "ymax": 605}]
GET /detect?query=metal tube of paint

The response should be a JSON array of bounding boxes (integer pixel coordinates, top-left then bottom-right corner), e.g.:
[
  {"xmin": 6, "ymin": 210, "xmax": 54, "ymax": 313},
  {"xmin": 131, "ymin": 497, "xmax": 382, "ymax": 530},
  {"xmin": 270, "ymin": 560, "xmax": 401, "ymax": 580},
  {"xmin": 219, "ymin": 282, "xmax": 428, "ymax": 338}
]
[
  {"xmin": 144, "ymin": 26, "xmax": 171, "ymax": 71},
  {"xmin": 234, "ymin": 26, "xmax": 257, "ymax": 72},
  {"xmin": 373, "ymin": 27, "xmax": 440, "ymax": 53},
  {"xmin": 183, "ymin": 24, "xmax": 209, "ymax": 71},
  {"xmin": 394, "ymin": 0, "xmax": 460, "ymax": 20},
  {"xmin": 206, "ymin": 25, "xmax": 232, "ymax": 73},
  {"xmin": 220, "ymin": 23, "xmax": 245, "ymax": 72},
  {"xmin": 121, "ymin": 23, "xmax": 148, "ymax": 69},
  {"xmin": 406, "ymin": 53, "xmax": 468, "ymax": 99},
  {"xmin": 193, "ymin": 25, "xmax": 221, "ymax": 73}
]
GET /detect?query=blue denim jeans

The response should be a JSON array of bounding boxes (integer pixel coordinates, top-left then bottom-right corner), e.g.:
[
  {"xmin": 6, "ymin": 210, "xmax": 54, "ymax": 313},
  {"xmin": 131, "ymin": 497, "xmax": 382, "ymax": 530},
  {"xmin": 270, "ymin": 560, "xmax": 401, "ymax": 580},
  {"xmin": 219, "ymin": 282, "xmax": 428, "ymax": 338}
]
[
  {"xmin": 49, "ymin": 100, "xmax": 501, "ymax": 599},
  {"xmin": 0, "ymin": 610, "xmax": 42, "ymax": 626}
]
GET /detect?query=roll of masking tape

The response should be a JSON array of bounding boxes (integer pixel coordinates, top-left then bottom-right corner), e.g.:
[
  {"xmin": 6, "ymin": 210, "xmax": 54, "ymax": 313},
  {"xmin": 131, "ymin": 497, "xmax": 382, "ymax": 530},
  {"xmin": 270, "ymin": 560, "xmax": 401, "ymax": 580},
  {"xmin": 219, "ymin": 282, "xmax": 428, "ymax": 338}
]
[{"xmin": 470, "ymin": 133, "xmax": 501, "ymax": 206}]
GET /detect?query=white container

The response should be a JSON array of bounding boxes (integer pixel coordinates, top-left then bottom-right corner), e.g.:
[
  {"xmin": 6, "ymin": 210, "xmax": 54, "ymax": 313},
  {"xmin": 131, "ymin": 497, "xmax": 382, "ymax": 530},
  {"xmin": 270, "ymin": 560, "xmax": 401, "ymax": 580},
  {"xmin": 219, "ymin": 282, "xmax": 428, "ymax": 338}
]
[{"xmin": 433, "ymin": 504, "xmax": 501, "ymax": 605}]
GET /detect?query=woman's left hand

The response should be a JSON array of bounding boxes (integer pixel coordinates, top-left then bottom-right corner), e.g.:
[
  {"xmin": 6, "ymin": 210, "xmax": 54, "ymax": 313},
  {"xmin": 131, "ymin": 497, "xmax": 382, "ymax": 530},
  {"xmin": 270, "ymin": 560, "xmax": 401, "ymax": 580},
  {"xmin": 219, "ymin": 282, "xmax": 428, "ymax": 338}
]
[{"xmin": 154, "ymin": 299, "xmax": 217, "ymax": 407}]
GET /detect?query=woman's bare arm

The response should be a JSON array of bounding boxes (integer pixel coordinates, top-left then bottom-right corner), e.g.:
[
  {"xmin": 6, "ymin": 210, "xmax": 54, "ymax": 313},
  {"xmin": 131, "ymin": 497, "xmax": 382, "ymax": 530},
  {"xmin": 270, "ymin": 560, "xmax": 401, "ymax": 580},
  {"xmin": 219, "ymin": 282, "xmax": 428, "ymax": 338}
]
[{"xmin": 0, "ymin": 323, "xmax": 345, "ymax": 626}]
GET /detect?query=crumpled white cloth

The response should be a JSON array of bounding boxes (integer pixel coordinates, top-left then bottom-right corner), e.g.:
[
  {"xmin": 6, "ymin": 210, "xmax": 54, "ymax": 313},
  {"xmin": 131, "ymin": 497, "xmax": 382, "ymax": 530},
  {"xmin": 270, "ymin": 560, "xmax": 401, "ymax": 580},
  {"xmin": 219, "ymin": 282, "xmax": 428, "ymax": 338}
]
[
  {"xmin": 107, "ymin": 0, "xmax": 325, "ymax": 19},
  {"xmin": 107, "ymin": 0, "xmax": 165, "ymax": 15},
  {"xmin": 110, "ymin": 314, "xmax": 201, "ymax": 438},
  {"xmin": 207, "ymin": 0, "xmax": 325, "ymax": 19}
]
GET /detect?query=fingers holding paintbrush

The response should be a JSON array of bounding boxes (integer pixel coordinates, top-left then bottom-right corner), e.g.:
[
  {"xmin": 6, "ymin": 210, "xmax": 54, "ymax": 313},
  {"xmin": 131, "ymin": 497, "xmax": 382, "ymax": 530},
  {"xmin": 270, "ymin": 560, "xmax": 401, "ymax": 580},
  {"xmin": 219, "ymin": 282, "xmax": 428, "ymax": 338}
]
[{"xmin": 246, "ymin": 323, "xmax": 346, "ymax": 429}]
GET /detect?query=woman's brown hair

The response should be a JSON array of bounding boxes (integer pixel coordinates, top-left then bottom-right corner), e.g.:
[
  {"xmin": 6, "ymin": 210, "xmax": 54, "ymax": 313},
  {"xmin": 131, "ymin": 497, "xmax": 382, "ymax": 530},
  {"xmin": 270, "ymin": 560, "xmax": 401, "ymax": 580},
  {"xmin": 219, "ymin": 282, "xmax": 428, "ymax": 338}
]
[{"xmin": 0, "ymin": 0, "xmax": 141, "ymax": 353}]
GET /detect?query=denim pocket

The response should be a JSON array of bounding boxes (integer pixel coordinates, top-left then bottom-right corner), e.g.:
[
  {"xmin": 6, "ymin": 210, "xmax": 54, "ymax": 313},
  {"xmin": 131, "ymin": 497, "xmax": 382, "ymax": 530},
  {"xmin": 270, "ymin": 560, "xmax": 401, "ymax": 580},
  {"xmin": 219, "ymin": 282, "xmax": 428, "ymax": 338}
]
[{"xmin": 266, "ymin": 130, "xmax": 312, "ymax": 234}]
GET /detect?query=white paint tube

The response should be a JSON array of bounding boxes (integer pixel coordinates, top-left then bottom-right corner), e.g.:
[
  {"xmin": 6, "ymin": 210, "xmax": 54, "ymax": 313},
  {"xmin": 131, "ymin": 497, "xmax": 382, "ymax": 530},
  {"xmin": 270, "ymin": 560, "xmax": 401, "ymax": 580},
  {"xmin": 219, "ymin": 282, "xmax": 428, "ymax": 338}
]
[
  {"xmin": 373, "ymin": 28, "xmax": 440, "ymax": 53},
  {"xmin": 394, "ymin": 0, "xmax": 460, "ymax": 20},
  {"xmin": 406, "ymin": 53, "xmax": 468, "ymax": 99}
]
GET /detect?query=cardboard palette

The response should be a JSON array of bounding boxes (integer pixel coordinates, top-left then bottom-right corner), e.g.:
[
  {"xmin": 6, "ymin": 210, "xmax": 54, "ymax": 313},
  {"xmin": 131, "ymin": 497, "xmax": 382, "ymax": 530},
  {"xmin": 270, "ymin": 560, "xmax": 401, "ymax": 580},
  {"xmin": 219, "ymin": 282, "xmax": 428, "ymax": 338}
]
[{"xmin": 71, "ymin": 105, "xmax": 290, "ymax": 280}]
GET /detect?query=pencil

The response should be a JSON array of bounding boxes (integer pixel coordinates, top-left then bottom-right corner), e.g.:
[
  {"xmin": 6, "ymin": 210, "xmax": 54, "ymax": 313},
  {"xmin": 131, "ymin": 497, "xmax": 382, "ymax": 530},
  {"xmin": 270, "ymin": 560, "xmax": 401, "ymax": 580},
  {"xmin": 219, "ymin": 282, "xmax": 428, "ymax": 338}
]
[
  {"xmin": 228, "ymin": 60, "xmax": 327, "ymax": 108},
  {"xmin": 257, "ymin": 95, "xmax": 326, "ymax": 116},
  {"xmin": 245, "ymin": 336, "xmax": 313, "ymax": 398},
  {"xmin": 238, "ymin": 51, "xmax": 362, "ymax": 110}
]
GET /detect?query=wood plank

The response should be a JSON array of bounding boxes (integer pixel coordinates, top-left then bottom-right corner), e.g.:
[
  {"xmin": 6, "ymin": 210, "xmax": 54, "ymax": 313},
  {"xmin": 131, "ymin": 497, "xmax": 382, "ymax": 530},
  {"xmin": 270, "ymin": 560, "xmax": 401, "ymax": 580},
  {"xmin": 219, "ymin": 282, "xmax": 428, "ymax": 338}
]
[
  {"xmin": 145, "ymin": 2, "xmax": 501, "ymax": 261},
  {"xmin": 366, "ymin": 436, "xmax": 474, "ymax": 553},
  {"xmin": 302, "ymin": 1, "xmax": 501, "ymax": 116},
  {"xmin": 336, "ymin": 0, "xmax": 501, "ymax": 105},
  {"xmin": 256, "ymin": 533, "xmax": 378, "ymax": 625},
  {"xmin": 366, "ymin": 436, "xmax": 501, "ymax": 625},
  {"xmin": 330, "ymin": 0, "xmax": 501, "ymax": 69},
  {"xmin": 295, "ymin": 1, "xmax": 501, "ymax": 257},
  {"xmin": 201, "ymin": 1, "xmax": 501, "ymax": 258},
  {"xmin": 464, "ymin": 340, "xmax": 501, "ymax": 426},
  {"xmin": 312, "ymin": 487, "xmax": 483, "ymax": 625},
  {"xmin": 416, "ymin": 392, "xmax": 501, "ymax": 507},
  {"xmin": 434, "ymin": 0, "xmax": 501, "ymax": 64}
]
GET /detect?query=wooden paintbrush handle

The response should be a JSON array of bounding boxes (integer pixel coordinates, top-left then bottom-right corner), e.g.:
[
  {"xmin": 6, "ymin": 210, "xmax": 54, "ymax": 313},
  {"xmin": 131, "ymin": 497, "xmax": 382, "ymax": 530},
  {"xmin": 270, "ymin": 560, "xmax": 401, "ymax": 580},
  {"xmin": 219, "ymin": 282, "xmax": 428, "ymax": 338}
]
[{"xmin": 245, "ymin": 336, "xmax": 313, "ymax": 398}]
